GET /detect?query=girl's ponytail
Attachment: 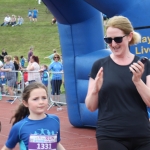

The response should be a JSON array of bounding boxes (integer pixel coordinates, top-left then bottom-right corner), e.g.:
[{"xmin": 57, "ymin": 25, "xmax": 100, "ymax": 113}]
[{"xmin": 10, "ymin": 104, "xmax": 29, "ymax": 125}]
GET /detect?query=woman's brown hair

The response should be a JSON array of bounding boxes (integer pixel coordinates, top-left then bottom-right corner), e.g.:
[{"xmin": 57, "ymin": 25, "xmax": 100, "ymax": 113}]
[
  {"xmin": 31, "ymin": 55, "xmax": 39, "ymax": 64},
  {"xmin": 14, "ymin": 56, "xmax": 19, "ymax": 65},
  {"xmin": 10, "ymin": 82, "xmax": 48, "ymax": 125}
]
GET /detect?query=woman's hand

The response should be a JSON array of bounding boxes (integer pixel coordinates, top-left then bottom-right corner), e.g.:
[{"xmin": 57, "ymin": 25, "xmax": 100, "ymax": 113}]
[
  {"xmin": 129, "ymin": 61, "xmax": 144, "ymax": 83},
  {"xmin": 93, "ymin": 67, "xmax": 103, "ymax": 94}
]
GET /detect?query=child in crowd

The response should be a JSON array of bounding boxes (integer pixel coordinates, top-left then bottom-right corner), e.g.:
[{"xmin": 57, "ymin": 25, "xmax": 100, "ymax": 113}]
[
  {"xmin": 0, "ymin": 61, "xmax": 6, "ymax": 96},
  {"xmin": 1, "ymin": 82, "xmax": 66, "ymax": 150},
  {"xmin": 20, "ymin": 56, "xmax": 25, "ymax": 68},
  {"xmin": 40, "ymin": 65, "xmax": 48, "ymax": 87},
  {"xmin": 0, "ymin": 71, "xmax": 6, "ymax": 97}
]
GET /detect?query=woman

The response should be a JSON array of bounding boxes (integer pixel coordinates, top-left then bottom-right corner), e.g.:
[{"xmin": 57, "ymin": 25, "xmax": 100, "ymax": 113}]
[
  {"xmin": 85, "ymin": 16, "xmax": 150, "ymax": 150},
  {"xmin": 26, "ymin": 55, "xmax": 41, "ymax": 83},
  {"xmin": 49, "ymin": 53, "xmax": 63, "ymax": 102}
]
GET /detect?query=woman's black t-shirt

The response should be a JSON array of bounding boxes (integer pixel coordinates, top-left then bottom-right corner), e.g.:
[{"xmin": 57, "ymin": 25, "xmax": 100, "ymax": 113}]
[{"xmin": 90, "ymin": 55, "xmax": 150, "ymax": 138}]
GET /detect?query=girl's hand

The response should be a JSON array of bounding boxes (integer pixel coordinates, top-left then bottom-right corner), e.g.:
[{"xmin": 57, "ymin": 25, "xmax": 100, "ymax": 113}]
[
  {"xmin": 93, "ymin": 67, "xmax": 103, "ymax": 94},
  {"xmin": 129, "ymin": 61, "xmax": 144, "ymax": 83}
]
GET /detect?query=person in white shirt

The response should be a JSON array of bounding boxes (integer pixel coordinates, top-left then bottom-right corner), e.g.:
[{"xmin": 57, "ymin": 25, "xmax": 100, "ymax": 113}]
[
  {"xmin": 1, "ymin": 15, "xmax": 11, "ymax": 26},
  {"xmin": 26, "ymin": 55, "xmax": 41, "ymax": 83}
]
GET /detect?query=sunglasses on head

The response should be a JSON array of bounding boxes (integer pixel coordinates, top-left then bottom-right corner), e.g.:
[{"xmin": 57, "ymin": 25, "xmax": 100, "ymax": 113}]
[{"xmin": 104, "ymin": 35, "xmax": 127, "ymax": 44}]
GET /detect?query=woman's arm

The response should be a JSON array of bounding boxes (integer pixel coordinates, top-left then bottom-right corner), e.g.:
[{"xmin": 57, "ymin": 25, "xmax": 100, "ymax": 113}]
[
  {"xmin": 0, "ymin": 68, "xmax": 11, "ymax": 72},
  {"xmin": 57, "ymin": 142, "xmax": 66, "ymax": 150},
  {"xmin": 85, "ymin": 67, "xmax": 103, "ymax": 112},
  {"xmin": 26, "ymin": 63, "xmax": 34, "ymax": 71},
  {"xmin": 133, "ymin": 76, "xmax": 150, "ymax": 107},
  {"xmin": 1, "ymin": 145, "xmax": 12, "ymax": 150},
  {"xmin": 130, "ymin": 61, "xmax": 150, "ymax": 106},
  {"xmin": 44, "ymin": 56, "xmax": 49, "ymax": 59}
]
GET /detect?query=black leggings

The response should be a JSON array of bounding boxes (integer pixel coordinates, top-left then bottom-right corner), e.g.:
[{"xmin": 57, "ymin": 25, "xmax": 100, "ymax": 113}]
[
  {"xmin": 51, "ymin": 80, "xmax": 62, "ymax": 95},
  {"xmin": 97, "ymin": 137, "xmax": 150, "ymax": 150}
]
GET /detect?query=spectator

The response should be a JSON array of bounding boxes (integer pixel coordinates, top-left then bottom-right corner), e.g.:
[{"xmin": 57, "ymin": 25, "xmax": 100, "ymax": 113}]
[
  {"xmin": 20, "ymin": 56, "xmax": 25, "ymax": 68},
  {"xmin": 13, "ymin": 56, "xmax": 20, "ymax": 89},
  {"xmin": 51, "ymin": 17, "xmax": 56, "ymax": 24},
  {"xmin": 0, "ymin": 61, "xmax": 5, "ymax": 95},
  {"xmin": 12, "ymin": 16, "xmax": 24, "ymax": 27},
  {"xmin": 9, "ymin": 15, "xmax": 16, "ymax": 26},
  {"xmin": 49, "ymin": 53, "xmax": 63, "ymax": 102},
  {"xmin": 38, "ymin": 0, "xmax": 41, "ymax": 4},
  {"xmin": 27, "ymin": 47, "xmax": 33, "ymax": 62},
  {"xmin": 0, "ymin": 49, "xmax": 8, "ymax": 62},
  {"xmin": 0, "ymin": 71, "xmax": 6, "ymax": 95},
  {"xmin": 40, "ymin": 65, "xmax": 48, "ymax": 87},
  {"xmin": 44, "ymin": 49, "xmax": 57, "ymax": 64},
  {"xmin": 28, "ymin": 8, "xmax": 32, "ymax": 22},
  {"xmin": 32, "ymin": 8, "xmax": 38, "ymax": 22},
  {"xmin": 0, "ymin": 55, "xmax": 16, "ymax": 102},
  {"xmin": 26, "ymin": 55, "xmax": 41, "ymax": 83},
  {"xmin": 1, "ymin": 15, "xmax": 11, "ymax": 26}
]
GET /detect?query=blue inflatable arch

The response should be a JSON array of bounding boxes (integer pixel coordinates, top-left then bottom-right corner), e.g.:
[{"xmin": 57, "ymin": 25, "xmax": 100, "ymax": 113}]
[{"xmin": 42, "ymin": 0, "xmax": 150, "ymax": 127}]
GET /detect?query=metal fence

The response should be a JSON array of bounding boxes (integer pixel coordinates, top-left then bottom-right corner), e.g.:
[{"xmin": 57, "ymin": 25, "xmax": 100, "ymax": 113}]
[
  {"xmin": 0, "ymin": 70, "xmax": 24, "ymax": 104},
  {"xmin": 0, "ymin": 70, "xmax": 66, "ymax": 110}
]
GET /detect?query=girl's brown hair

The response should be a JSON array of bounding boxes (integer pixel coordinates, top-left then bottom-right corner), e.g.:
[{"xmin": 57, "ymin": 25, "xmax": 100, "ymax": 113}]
[
  {"xmin": 10, "ymin": 82, "xmax": 48, "ymax": 125},
  {"xmin": 105, "ymin": 16, "xmax": 141, "ymax": 46}
]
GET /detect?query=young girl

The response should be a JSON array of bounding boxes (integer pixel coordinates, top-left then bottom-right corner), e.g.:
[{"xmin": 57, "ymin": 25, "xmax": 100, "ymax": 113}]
[
  {"xmin": 20, "ymin": 56, "xmax": 25, "ymax": 68},
  {"xmin": 1, "ymin": 82, "xmax": 66, "ymax": 150},
  {"xmin": 40, "ymin": 65, "xmax": 48, "ymax": 87}
]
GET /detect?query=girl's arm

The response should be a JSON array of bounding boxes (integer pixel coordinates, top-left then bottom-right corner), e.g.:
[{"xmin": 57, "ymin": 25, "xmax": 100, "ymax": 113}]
[
  {"xmin": 57, "ymin": 142, "xmax": 66, "ymax": 150},
  {"xmin": 1, "ymin": 145, "xmax": 12, "ymax": 150}
]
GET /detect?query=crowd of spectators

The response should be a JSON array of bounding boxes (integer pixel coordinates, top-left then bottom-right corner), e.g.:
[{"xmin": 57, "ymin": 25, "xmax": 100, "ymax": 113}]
[
  {"xmin": 0, "ymin": 47, "xmax": 63, "ymax": 103},
  {"xmin": 1, "ymin": 14, "xmax": 24, "ymax": 27}
]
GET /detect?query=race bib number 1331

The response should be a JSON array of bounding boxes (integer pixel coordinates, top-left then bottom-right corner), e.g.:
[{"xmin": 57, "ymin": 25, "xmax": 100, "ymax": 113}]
[{"xmin": 28, "ymin": 134, "xmax": 57, "ymax": 150}]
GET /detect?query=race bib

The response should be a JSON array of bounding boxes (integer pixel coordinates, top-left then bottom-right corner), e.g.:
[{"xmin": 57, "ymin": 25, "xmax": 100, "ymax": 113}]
[{"xmin": 28, "ymin": 134, "xmax": 57, "ymax": 150}]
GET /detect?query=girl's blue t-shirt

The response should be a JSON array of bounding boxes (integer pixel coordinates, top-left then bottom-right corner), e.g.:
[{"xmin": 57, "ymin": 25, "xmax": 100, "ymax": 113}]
[{"xmin": 5, "ymin": 114, "xmax": 60, "ymax": 150}]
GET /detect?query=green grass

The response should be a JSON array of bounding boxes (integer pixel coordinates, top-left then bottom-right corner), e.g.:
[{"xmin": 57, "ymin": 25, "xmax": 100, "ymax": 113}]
[
  {"xmin": 0, "ymin": 0, "xmax": 61, "ymax": 65},
  {"xmin": 0, "ymin": 0, "xmax": 65, "ymax": 93}
]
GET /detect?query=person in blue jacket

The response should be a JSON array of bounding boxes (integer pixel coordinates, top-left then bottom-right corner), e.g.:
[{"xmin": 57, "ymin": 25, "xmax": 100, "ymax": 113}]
[
  {"xmin": 1, "ymin": 82, "xmax": 65, "ymax": 150},
  {"xmin": 28, "ymin": 8, "xmax": 32, "ymax": 22},
  {"xmin": 40, "ymin": 65, "xmax": 48, "ymax": 87},
  {"xmin": 32, "ymin": 8, "xmax": 38, "ymax": 22}
]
